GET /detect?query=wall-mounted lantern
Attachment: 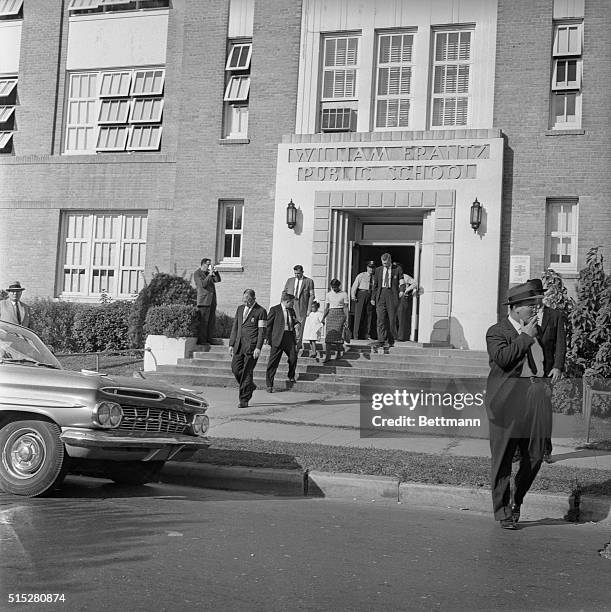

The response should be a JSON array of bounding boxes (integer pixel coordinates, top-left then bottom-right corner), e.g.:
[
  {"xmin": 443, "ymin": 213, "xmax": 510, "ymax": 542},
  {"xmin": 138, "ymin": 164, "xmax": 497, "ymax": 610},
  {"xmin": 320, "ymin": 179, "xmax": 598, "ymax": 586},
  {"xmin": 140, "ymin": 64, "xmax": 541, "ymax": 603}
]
[
  {"xmin": 286, "ymin": 199, "xmax": 297, "ymax": 229},
  {"xmin": 470, "ymin": 197, "xmax": 483, "ymax": 233}
]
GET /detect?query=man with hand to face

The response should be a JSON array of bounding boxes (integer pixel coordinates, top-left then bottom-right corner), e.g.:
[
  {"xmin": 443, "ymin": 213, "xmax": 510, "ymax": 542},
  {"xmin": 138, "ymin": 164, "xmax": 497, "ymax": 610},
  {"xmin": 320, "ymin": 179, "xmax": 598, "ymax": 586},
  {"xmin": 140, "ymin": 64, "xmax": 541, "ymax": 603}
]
[
  {"xmin": 229, "ymin": 289, "xmax": 267, "ymax": 408},
  {"xmin": 485, "ymin": 279, "xmax": 549, "ymax": 530}
]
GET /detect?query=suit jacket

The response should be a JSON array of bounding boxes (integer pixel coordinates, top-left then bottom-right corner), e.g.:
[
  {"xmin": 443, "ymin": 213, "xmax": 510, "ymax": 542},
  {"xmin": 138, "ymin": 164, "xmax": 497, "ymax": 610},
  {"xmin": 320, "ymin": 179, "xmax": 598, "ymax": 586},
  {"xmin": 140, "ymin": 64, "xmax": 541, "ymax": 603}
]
[
  {"xmin": 194, "ymin": 268, "xmax": 221, "ymax": 307},
  {"xmin": 266, "ymin": 304, "xmax": 298, "ymax": 348},
  {"xmin": 539, "ymin": 306, "xmax": 567, "ymax": 376},
  {"xmin": 485, "ymin": 317, "xmax": 535, "ymax": 422},
  {"xmin": 283, "ymin": 276, "xmax": 315, "ymax": 319},
  {"xmin": 372, "ymin": 264, "xmax": 405, "ymax": 305},
  {"xmin": 229, "ymin": 303, "xmax": 267, "ymax": 354},
  {"xmin": 0, "ymin": 299, "xmax": 31, "ymax": 327}
]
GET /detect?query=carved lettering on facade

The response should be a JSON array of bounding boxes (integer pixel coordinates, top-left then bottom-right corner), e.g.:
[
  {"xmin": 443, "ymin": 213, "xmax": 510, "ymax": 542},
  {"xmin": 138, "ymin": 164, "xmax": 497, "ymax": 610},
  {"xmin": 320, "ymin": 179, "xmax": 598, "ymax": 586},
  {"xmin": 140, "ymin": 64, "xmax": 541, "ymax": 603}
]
[{"xmin": 297, "ymin": 165, "xmax": 477, "ymax": 181}]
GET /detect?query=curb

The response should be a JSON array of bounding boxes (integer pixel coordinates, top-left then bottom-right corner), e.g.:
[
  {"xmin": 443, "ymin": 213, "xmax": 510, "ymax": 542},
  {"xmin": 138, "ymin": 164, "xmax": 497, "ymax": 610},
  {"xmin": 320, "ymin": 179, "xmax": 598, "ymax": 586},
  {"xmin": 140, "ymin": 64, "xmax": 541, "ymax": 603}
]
[{"xmin": 160, "ymin": 462, "xmax": 611, "ymax": 523}]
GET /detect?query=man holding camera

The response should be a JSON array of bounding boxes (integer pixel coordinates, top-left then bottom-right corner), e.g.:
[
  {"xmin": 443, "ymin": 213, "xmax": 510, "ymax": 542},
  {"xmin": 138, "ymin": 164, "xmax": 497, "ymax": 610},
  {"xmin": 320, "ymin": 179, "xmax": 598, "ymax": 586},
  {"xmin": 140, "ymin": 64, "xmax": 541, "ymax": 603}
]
[{"xmin": 194, "ymin": 258, "xmax": 221, "ymax": 345}]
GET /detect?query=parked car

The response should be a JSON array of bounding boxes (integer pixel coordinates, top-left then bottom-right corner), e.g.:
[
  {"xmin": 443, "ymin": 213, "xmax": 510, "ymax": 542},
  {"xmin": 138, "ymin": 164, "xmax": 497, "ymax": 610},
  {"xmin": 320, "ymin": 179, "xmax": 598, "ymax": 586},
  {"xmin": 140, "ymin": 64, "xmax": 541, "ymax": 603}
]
[{"xmin": 0, "ymin": 320, "xmax": 210, "ymax": 496}]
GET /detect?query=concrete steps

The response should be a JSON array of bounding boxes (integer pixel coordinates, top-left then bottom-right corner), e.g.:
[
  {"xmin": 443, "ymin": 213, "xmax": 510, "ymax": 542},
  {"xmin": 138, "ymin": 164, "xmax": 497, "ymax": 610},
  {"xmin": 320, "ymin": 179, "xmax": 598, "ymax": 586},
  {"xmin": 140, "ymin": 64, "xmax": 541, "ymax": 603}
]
[{"xmin": 146, "ymin": 340, "xmax": 490, "ymax": 395}]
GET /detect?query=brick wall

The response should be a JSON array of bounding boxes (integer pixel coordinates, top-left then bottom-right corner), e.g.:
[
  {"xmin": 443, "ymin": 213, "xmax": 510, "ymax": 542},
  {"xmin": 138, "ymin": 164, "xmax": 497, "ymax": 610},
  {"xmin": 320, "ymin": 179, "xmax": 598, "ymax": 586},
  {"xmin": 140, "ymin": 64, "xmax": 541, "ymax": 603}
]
[{"xmin": 495, "ymin": 0, "xmax": 611, "ymax": 310}]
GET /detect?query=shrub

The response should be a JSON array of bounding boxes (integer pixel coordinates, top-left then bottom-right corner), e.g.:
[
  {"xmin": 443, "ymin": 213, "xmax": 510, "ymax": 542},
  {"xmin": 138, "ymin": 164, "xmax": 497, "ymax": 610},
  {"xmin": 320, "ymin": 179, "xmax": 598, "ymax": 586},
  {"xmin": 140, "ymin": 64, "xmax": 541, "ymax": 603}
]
[
  {"xmin": 72, "ymin": 301, "xmax": 132, "ymax": 352},
  {"xmin": 216, "ymin": 311, "xmax": 234, "ymax": 339},
  {"xmin": 144, "ymin": 304, "xmax": 199, "ymax": 339},
  {"xmin": 28, "ymin": 298, "xmax": 80, "ymax": 353},
  {"xmin": 128, "ymin": 272, "xmax": 197, "ymax": 348}
]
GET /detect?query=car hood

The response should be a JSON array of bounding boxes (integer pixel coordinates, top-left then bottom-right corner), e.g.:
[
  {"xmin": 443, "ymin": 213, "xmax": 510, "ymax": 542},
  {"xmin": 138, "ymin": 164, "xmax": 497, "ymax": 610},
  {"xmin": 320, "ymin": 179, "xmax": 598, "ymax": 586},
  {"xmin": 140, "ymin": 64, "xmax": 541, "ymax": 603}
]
[{"xmin": 0, "ymin": 365, "xmax": 208, "ymax": 413}]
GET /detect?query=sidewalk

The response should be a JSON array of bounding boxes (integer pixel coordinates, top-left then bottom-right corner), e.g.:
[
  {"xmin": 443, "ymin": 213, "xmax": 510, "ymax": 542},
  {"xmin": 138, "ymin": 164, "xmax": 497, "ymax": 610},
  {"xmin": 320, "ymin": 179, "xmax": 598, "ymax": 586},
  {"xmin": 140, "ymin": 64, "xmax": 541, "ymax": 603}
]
[{"xmin": 191, "ymin": 386, "xmax": 611, "ymax": 471}]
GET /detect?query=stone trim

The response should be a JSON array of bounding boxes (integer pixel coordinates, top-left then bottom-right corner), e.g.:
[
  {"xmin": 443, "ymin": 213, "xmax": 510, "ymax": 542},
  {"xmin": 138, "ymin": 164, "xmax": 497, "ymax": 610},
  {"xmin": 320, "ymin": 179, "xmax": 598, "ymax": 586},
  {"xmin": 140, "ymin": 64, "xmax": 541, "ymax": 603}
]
[
  {"xmin": 283, "ymin": 129, "xmax": 501, "ymax": 144},
  {"xmin": 0, "ymin": 201, "xmax": 173, "ymax": 209}
]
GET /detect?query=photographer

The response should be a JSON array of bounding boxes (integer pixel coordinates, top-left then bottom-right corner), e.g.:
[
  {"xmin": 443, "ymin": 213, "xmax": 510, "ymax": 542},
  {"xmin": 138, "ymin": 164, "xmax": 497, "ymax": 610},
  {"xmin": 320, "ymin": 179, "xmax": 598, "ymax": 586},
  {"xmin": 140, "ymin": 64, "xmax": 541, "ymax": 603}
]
[{"xmin": 193, "ymin": 258, "xmax": 222, "ymax": 345}]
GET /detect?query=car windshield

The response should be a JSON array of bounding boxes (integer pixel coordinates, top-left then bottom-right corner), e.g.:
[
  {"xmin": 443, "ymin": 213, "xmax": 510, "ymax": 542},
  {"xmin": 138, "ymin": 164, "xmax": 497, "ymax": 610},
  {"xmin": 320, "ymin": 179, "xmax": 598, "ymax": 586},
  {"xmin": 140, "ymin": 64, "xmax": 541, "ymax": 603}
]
[{"xmin": 0, "ymin": 321, "xmax": 62, "ymax": 370}]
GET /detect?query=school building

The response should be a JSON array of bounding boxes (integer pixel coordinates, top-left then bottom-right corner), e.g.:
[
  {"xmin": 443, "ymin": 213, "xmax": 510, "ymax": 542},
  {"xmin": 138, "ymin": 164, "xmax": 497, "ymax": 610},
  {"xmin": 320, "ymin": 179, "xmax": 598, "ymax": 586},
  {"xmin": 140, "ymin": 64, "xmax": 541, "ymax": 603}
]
[{"xmin": 1, "ymin": 0, "xmax": 609, "ymax": 350}]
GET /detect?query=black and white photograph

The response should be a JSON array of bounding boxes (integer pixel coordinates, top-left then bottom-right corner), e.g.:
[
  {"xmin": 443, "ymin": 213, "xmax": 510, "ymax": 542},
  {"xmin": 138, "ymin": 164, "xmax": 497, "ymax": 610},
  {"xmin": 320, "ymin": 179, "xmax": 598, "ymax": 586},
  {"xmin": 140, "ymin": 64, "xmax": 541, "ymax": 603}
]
[{"xmin": 0, "ymin": 0, "xmax": 610, "ymax": 610}]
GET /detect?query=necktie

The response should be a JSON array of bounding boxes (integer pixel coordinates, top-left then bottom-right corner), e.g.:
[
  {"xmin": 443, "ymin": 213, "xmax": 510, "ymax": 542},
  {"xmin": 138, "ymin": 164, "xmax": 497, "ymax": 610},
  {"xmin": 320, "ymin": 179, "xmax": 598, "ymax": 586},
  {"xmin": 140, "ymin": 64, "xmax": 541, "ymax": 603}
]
[
  {"xmin": 384, "ymin": 268, "xmax": 389, "ymax": 288},
  {"xmin": 243, "ymin": 306, "xmax": 250, "ymax": 322},
  {"xmin": 287, "ymin": 311, "xmax": 293, "ymax": 331},
  {"xmin": 368, "ymin": 274, "xmax": 374, "ymax": 293},
  {"xmin": 15, "ymin": 303, "xmax": 21, "ymax": 325},
  {"xmin": 526, "ymin": 346, "xmax": 538, "ymax": 376}
]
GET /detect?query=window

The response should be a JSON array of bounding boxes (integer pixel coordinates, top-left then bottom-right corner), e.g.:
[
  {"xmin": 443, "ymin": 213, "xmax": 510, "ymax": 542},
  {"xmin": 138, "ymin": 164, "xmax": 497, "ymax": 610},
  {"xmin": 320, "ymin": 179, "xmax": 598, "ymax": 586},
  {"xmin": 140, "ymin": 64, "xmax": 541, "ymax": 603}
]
[
  {"xmin": 60, "ymin": 212, "xmax": 147, "ymax": 299},
  {"xmin": 319, "ymin": 34, "xmax": 359, "ymax": 132},
  {"xmin": 0, "ymin": 0, "xmax": 22, "ymax": 18},
  {"xmin": 375, "ymin": 32, "xmax": 414, "ymax": 130},
  {"xmin": 0, "ymin": 75, "xmax": 17, "ymax": 153},
  {"xmin": 223, "ymin": 40, "xmax": 251, "ymax": 139},
  {"xmin": 550, "ymin": 22, "xmax": 583, "ymax": 129},
  {"xmin": 546, "ymin": 200, "xmax": 578, "ymax": 271},
  {"xmin": 431, "ymin": 30, "xmax": 471, "ymax": 127},
  {"xmin": 67, "ymin": 0, "xmax": 169, "ymax": 14},
  {"xmin": 218, "ymin": 201, "xmax": 243, "ymax": 263},
  {"xmin": 64, "ymin": 68, "xmax": 164, "ymax": 154}
]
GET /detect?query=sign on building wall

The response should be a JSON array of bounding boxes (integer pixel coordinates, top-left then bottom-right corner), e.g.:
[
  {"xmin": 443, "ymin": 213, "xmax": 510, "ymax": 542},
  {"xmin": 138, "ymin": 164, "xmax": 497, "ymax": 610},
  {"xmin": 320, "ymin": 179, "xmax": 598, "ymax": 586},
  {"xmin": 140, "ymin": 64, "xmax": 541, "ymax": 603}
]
[{"xmin": 509, "ymin": 255, "xmax": 531, "ymax": 284}]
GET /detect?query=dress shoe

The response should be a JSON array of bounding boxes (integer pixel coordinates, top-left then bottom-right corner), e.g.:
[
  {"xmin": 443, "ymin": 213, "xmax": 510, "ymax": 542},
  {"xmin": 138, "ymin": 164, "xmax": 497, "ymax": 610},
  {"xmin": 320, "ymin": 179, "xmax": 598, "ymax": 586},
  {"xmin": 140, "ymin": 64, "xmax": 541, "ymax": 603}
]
[
  {"xmin": 287, "ymin": 378, "xmax": 296, "ymax": 383},
  {"xmin": 266, "ymin": 386, "xmax": 274, "ymax": 393},
  {"xmin": 499, "ymin": 518, "xmax": 517, "ymax": 530},
  {"xmin": 511, "ymin": 504, "xmax": 521, "ymax": 524},
  {"xmin": 543, "ymin": 453, "xmax": 553, "ymax": 464},
  {"xmin": 238, "ymin": 401, "xmax": 248, "ymax": 408}
]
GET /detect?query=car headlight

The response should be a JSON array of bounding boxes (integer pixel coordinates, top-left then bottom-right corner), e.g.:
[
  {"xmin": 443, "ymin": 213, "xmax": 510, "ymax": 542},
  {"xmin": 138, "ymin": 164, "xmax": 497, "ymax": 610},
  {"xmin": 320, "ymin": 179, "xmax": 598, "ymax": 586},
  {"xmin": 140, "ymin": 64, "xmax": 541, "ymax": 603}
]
[
  {"xmin": 93, "ymin": 401, "xmax": 123, "ymax": 429},
  {"xmin": 191, "ymin": 414, "xmax": 209, "ymax": 437}
]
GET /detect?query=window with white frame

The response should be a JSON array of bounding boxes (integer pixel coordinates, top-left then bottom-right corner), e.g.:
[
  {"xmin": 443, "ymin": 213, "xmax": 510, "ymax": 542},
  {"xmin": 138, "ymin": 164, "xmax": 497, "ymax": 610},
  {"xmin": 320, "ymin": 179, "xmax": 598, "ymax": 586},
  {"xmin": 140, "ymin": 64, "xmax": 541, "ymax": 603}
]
[
  {"xmin": 319, "ymin": 34, "xmax": 359, "ymax": 132},
  {"xmin": 217, "ymin": 201, "xmax": 243, "ymax": 263},
  {"xmin": 431, "ymin": 30, "xmax": 471, "ymax": 127},
  {"xmin": 223, "ymin": 40, "xmax": 251, "ymax": 139},
  {"xmin": 550, "ymin": 21, "xmax": 583, "ymax": 129},
  {"xmin": 0, "ymin": 0, "xmax": 23, "ymax": 19},
  {"xmin": 67, "ymin": 0, "xmax": 169, "ymax": 14},
  {"xmin": 60, "ymin": 211, "xmax": 147, "ymax": 298},
  {"xmin": 375, "ymin": 32, "xmax": 414, "ymax": 130},
  {"xmin": 0, "ymin": 75, "xmax": 17, "ymax": 153},
  {"xmin": 546, "ymin": 199, "xmax": 578, "ymax": 271},
  {"xmin": 64, "ymin": 67, "xmax": 164, "ymax": 154}
]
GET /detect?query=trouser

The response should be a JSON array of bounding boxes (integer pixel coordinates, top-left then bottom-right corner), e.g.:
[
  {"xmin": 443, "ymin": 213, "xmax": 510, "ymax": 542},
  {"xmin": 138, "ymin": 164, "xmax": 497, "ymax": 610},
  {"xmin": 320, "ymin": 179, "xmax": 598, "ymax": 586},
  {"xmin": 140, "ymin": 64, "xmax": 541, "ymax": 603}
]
[
  {"xmin": 353, "ymin": 290, "xmax": 374, "ymax": 339},
  {"xmin": 231, "ymin": 350, "xmax": 258, "ymax": 403},
  {"xmin": 266, "ymin": 332, "xmax": 297, "ymax": 387},
  {"xmin": 376, "ymin": 289, "xmax": 398, "ymax": 344},
  {"xmin": 197, "ymin": 304, "xmax": 216, "ymax": 344}
]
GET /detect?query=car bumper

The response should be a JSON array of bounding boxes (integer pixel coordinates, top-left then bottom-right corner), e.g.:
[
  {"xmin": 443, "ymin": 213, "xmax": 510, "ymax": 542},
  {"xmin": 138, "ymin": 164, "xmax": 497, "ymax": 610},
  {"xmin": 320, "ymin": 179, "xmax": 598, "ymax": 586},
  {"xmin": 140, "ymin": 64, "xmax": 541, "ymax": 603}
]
[{"xmin": 60, "ymin": 427, "xmax": 209, "ymax": 461}]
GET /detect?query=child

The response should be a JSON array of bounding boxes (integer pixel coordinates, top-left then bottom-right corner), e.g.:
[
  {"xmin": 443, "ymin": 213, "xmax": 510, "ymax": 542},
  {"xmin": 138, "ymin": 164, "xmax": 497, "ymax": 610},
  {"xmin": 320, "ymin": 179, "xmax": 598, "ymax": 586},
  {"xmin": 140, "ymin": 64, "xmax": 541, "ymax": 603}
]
[{"xmin": 302, "ymin": 301, "xmax": 324, "ymax": 361}]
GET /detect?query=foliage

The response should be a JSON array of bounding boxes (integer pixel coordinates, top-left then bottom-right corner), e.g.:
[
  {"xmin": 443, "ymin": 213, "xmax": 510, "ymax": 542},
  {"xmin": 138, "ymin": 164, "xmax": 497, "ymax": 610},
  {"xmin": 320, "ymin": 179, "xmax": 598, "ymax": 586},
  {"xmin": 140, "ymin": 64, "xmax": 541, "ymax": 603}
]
[
  {"xmin": 128, "ymin": 272, "xmax": 197, "ymax": 348},
  {"xmin": 0, "ymin": 289, "xmax": 7, "ymax": 300},
  {"xmin": 215, "ymin": 311, "xmax": 234, "ymax": 339},
  {"xmin": 542, "ymin": 268, "xmax": 574, "ymax": 312},
  {"xmin": 144, "ymin": 304, "xmax": 199, "ymax": 339},
  {"xmin": 72, "ymin": 301, "xmax": 133, "ymax": 352},
  {"xmin": 566, "ymin": 247, "xmax": 611, "ymax": 388},
  {"xmin": 28, "ymin": 298, "xmax": 80, "ymax": 353}
]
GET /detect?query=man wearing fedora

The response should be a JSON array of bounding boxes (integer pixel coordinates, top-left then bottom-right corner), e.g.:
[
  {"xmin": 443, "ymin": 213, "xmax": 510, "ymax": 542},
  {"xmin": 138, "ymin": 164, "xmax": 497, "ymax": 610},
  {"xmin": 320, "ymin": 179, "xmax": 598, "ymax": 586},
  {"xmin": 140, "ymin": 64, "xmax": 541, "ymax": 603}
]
[
  {"xmin": 485, "ymin": 279, "xmax": 549, "ymax": 529},
  {"xmin": 0, "ymin": 281, "xmax": 31, "ymax": 327}
]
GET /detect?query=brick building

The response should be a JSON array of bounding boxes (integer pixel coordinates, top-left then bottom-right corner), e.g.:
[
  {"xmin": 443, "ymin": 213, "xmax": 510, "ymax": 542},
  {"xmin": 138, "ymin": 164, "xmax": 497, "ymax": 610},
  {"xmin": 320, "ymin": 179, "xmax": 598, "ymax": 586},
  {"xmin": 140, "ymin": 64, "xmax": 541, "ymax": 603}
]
[{"xmin": 0, "ymin": 0, "xmax": 608, "ymax": 351}]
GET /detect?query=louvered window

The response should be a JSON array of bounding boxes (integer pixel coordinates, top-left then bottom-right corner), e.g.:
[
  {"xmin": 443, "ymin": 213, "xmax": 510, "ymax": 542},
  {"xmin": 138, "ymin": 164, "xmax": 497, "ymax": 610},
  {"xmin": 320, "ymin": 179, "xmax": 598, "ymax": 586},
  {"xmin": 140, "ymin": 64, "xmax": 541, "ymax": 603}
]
[
  {"xmin": 0, "ymin": 76, "xmax": 17, "ymax": 153},
  {"xmin": 223, "ymin": 40, "xmax": 251, "ymax": 139},
  {"xmin": 320, "ymin": 35, "xmax": 359, "ymax": 132},
  {"xmin": 60, "ymin": 212, "xmax": 147, "ymax": 298},
  {"xmin": 65, "ymin": 68, "xmax": 165, "ymax": 154},
  {"xmin": 375, "ymin": 32, "xmax": 413, "ymax": 130},
  {"xmin": 550, "ymin": 22, "xmax": 582, "ymax": 129},
  {"xmin": 431, "ymin": 30, "xmax": 471, "ymax": 127},
  {"xmin": 0, "ymin": 0, "xmax": 23, "ymax": 17},
  {"xmin": 67, "ymin": 0, "xmax": 169, "ymax": 13}
]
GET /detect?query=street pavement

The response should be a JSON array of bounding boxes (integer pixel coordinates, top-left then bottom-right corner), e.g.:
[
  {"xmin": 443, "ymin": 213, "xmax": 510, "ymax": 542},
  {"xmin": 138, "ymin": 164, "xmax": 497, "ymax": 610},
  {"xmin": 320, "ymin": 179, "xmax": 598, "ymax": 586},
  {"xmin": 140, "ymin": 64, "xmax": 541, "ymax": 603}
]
[
  {"xmin": 191, "ymin": 386, "xmax": 611, "ymax": 472},
  {"xmin": 1, "ymin": 478, "xmax": 610, "ymax": 612}
]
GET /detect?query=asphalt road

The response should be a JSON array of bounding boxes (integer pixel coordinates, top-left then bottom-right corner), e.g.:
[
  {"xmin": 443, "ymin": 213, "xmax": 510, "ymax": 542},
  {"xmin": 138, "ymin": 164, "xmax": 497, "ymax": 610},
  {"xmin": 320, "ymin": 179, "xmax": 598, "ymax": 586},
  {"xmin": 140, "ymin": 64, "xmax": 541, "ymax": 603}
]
[{"xmin": 1, "ymin": 477, "xmax": 609, "ymax": 612}]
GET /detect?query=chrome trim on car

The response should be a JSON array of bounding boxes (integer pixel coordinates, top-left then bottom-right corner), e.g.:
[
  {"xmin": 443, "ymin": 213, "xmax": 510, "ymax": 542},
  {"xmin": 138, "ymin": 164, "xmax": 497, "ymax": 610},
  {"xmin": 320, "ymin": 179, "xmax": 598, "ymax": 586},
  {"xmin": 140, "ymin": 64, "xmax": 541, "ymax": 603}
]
[
  {"xmin": 101, "ymin": 387, "xmax": 166, "ymax": 401},
  {"xmin": 60, "ymin": 427, "xmax": 209, "ymax": 449},
  {"xmin": 118, "ymin": 405, "xmax": 189, "ymax": 434}
]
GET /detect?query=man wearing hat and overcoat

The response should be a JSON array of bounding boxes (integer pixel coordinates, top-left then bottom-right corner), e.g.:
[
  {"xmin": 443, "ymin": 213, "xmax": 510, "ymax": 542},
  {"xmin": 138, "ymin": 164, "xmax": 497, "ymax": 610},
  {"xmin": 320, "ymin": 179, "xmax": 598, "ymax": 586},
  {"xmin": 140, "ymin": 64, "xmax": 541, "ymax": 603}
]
[
  {"xmin": 0, "ymin": 282, "xmax": 31, "ymax": 327},
  {"xmin": 485, "ymin": 279, "xmax": 549, "ymax": 529},
  {"xmin": 350, "ymin": 261, "xmax": 377, "ymax": 340}
]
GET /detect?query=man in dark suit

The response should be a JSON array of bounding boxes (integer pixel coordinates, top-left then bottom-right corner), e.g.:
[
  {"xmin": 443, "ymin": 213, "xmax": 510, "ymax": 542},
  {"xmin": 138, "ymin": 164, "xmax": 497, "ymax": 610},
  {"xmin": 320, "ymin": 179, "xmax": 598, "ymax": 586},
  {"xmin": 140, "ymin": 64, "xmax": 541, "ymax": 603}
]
[
  {"xmin": 194, "ymin": 257, "xmax": 221, "ymax": 345},
  {"xmin": 229, "ymin": 289, "xmax": 267, "ymax": 408},
  {"xmin": 371, "ymin": 253, "xmax": 406, "ymax": 349},
  {"xmin": 486, "ymin": 279, "xmax": 547, "ymax": 529},
  {"xmin": 283, "ymin": 265, "xmax": 315, "ymax": 347},
  {"xmin": 265, "ymin": 292, "xmax": 299, "ymax": 392}
]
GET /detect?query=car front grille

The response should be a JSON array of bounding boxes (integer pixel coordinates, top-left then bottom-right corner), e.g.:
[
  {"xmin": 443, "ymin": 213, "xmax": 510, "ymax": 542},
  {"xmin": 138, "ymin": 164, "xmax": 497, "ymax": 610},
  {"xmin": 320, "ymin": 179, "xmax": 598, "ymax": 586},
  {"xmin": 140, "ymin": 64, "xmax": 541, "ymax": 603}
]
[{"xmin": 118, "ymin": 405, "xmax": 189, "ymax": 434}]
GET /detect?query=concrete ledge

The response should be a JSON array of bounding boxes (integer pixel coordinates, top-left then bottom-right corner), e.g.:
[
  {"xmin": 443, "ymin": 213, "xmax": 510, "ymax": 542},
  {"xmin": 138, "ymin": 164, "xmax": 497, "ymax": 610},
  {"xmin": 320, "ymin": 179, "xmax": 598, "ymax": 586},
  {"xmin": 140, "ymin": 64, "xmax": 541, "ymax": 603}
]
[
  {"xmin": 161, "ymin": 462, "xmax": 305, "ymax": 496},
  {"xmin": 307, "ymin": 471, "xmax": 399, "ymax": 501}
]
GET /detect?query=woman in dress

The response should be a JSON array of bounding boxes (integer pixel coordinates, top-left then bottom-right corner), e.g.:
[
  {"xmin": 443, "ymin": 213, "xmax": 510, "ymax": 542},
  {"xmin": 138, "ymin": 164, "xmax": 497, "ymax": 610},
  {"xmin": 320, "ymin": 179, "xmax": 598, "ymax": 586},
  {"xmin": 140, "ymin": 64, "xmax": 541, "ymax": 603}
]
[{"xmin": 322, "ymin": 278, "xmax": 349, "ymax": 362}]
